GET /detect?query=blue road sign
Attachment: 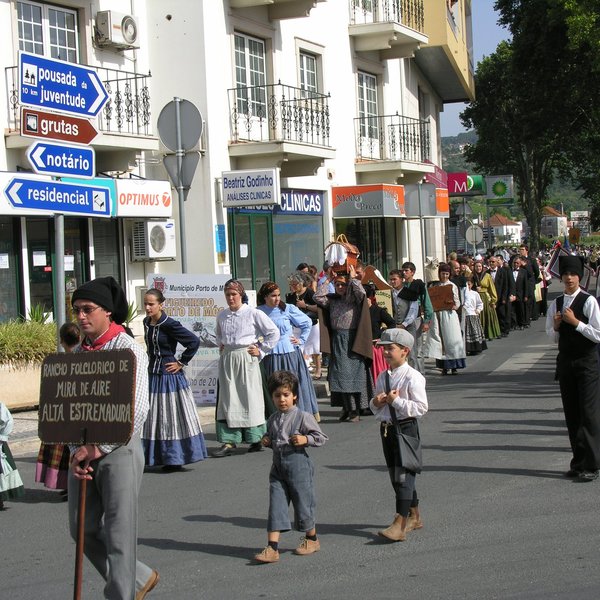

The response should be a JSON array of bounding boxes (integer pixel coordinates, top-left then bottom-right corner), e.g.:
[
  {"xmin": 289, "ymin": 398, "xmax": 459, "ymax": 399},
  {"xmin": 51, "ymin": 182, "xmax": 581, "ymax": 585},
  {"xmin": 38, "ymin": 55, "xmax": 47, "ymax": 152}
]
[
  {"xmin": 19, "ymin": 51, "xmax": 109, "ymax": 118},
  {"xmin": 27, "ymin": 141, "xmax": 95, "ymax": 179},
  {"xmin": 4, "ymin": 177, "xmax": 111, "ymax": 217}
]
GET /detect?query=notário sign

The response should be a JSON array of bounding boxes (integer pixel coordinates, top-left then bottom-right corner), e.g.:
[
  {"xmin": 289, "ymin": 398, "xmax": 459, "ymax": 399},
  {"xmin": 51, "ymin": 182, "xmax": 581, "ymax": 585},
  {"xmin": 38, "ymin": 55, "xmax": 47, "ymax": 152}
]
[{"xmin": 38, "ymin": 349, "xmax": 136, "ymax": 445}]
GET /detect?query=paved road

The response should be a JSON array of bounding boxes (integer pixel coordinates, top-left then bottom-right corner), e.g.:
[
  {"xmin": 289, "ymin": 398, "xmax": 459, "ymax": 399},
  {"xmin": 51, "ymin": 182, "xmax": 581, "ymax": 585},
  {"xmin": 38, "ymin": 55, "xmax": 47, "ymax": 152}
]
[{"xmin": 4, "ymin": 314, "xmax": 600, "ymax": 599}]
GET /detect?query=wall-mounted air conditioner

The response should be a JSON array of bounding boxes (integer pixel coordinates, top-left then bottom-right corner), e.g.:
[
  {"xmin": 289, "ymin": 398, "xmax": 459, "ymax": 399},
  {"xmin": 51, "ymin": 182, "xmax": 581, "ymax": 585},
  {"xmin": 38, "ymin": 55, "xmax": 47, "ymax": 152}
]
[
  {"xmin": 96, "ymin": 11, "xmax": 139, "ymax": 49},
  {"xmin": 131, "ymin": 219, "xmax": 176, "ymax": 261}
]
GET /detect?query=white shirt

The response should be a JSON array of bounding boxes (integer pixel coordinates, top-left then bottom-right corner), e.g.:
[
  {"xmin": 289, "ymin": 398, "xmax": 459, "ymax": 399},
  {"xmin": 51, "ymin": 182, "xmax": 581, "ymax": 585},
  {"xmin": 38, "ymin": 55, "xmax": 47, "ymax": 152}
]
[
  {"xmin": 216, "ymin": 303, "xmax": 280, "ymax": 359},
  {"xmin": 370, "ymin": 362, "xmax": 428, "ymax": 422},
  {"xmin": 463, "ymin": 288, "xmax": 484, "ymax": 316},
  {"xmin": 545, "ymin": 287, "xmax": 600, "ymax": 344}
]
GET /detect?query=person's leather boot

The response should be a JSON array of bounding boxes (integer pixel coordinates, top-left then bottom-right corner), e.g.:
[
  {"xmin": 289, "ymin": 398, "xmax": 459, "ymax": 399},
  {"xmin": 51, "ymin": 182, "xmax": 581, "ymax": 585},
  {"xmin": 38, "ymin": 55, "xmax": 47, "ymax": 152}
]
[
  {"xmin": 406, "ymin": 507, "xmax": 423, "ymax": 532},
  {"xmin": 378, "ymin": 514, "xmax": 408, "ymax": 541}
]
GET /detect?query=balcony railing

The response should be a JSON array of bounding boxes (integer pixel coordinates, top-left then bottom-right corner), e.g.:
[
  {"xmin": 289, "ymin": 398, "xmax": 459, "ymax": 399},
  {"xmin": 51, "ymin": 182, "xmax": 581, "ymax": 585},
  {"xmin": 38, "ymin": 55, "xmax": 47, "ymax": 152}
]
[
  {"xmin": 5, "ymin": 64, "xmax": 153, "ymax": 137},
  {"xmin": 349, "ymin": 0, "xmax": 425, "ymax": 32},
  {"xmin": 228, "ymin": 82, "xmax": 331, "ymax": 147},
  {"xmin": 355, "ymin": 114, "xmax": 430, "ymax": 163}
]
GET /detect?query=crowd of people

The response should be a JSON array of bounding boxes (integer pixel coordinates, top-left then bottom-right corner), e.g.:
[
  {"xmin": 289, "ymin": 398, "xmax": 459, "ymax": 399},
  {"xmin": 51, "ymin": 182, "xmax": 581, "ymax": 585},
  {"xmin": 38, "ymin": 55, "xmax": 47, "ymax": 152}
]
[{"xmin": 2, "ymin": 240, "xmax": 597, "ymax": 598}]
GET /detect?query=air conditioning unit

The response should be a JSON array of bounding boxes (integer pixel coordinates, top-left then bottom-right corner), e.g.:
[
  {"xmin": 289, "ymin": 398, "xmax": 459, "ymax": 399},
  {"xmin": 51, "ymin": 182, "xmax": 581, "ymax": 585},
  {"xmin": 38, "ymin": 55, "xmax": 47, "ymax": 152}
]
[
  {"xmin": 131, "ymin": 219, "xmax": 176, "ymax": 261},
  {"xmin": 96, "ymin": 11, "xmax": 139, "ymax": 49}
]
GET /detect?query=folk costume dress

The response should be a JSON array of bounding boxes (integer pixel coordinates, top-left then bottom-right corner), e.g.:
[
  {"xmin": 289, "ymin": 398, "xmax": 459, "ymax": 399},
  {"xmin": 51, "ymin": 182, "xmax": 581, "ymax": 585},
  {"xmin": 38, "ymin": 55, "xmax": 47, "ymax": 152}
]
[
  {"xmin": 257, "ymin": 303, "xmax": 320, "ymax": 417},
  {"xmin": 35, "ymin": 442, "xmax": 70, "ymax": 490},
  {"xmin": 142, "ymin": 312, "xmax": 208, "ymax": 466},
  {"xmin": 0, "ymin": 403, "xmax": 25, "ymax": 506},
  {"xmin": 474, "ymin": 271, "xmax": 501, "ymax": 340},
  {"xmin": 286, "ymin": 287, "xmax": 320, "ymax": 358},
  {"xmin": 215, "ymin": 304, "xmax": 280, "ymax": 444},
  {"xmin": 425, "ymin": 280, "xmax": 467, "ymax": 372},
  {"xmin": 315, "ymin": 278, "xmax": 373, "ymax": 413},
  {"xmin": 463, "ymin": 288, "xmax": 487, "ymax": 355}
]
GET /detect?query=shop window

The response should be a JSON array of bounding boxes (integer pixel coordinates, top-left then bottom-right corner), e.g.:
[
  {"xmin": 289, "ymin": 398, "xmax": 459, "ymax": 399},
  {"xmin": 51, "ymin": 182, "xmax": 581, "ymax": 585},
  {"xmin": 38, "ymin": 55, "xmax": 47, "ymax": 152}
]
[
  {"xmin": 92, "ymin": 220, "xmax": 121, "ymax": 282},
  {"xmin": 0, "ymin": 218, "xmax": 20, "ymax": 322},
  {"xmin": 17, "ymin": 1, "xmax": 78, "ymax": 62}
]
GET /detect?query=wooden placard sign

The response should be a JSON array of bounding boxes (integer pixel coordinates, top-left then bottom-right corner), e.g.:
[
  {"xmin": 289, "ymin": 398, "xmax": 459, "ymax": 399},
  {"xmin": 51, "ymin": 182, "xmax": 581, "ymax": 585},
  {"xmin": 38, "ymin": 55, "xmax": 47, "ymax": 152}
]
[
  {"xmin": 38, "ymin": 349, "xmax": 136, "ymax": 445},
  {"xmin": 427, "ymin": 284, "xmax": 455, "ymax": 312}
]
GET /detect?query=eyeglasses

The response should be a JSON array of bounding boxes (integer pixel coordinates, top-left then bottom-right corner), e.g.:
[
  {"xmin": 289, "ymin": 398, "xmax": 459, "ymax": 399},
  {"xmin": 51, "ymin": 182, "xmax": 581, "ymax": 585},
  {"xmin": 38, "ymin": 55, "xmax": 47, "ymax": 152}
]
[{"xmin": 73, "ymin": 305, "xmax": 102, "ymax": 316}]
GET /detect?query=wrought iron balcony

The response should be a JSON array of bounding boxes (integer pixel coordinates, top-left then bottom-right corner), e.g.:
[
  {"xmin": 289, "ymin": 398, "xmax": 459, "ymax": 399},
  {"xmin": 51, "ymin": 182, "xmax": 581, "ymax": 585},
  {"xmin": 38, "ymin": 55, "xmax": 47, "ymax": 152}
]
[
  {"xmin": 349, "ymin": 0, "xmax": 425, "ymax": 32},
  {"xmin": 228, "ymin": 82, "xmax": 331, "ymax": 148},
  {"xmin": 5, "ymin": 64, "xmax": 153, "ymax": 138},
  {"xmin": 355, "ymin": 113, "xmax": 430, "ymax": 163}
]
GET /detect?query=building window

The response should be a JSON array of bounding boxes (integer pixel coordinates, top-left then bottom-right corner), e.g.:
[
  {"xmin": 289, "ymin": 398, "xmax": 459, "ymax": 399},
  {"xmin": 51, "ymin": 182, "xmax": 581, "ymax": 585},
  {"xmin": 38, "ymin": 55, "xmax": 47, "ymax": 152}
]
[
  {"xmin": 234, "ymin": 32, "xmax": 267, "ymax": 117},
  {"xmin": 299, "ymin": 51, "xmax": 318, "ymax": 94},
  {"xmin": 17, "ymin": 1, "xmax": 78, "ymax": 62},
  {"xmin": 358, "ymin": 71, "xmax": 378, "ymax": 139}
]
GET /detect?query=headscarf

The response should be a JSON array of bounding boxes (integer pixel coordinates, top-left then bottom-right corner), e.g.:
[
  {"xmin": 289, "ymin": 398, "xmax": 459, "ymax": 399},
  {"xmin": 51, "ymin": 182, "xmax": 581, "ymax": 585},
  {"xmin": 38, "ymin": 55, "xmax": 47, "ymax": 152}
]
[
  {"xmin": 224, "ymin": 279, "xmax": 248, "ymax": 304},
  {"xmin": 257, "ymin": 281, "xmax": 286, "ymax": 311}
]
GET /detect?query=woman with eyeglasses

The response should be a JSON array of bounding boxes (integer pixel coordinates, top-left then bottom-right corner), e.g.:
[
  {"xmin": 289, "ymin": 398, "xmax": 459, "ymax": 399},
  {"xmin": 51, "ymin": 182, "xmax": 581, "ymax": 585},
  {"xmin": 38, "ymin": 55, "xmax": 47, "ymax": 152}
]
[
  {"xmin": 258, "ymin": 281, "xmax": 320, "ymax": 420},
  {"xmin": 314, "ymin": 264, "xmax": 373, "ymax": 422},
  {"xmin": 213, "ymin": 279, "xmax": 280, "ymax": 458},
  {"xmin": 141, "ymin": 288, "xmax": 208, "ymax": 471}
]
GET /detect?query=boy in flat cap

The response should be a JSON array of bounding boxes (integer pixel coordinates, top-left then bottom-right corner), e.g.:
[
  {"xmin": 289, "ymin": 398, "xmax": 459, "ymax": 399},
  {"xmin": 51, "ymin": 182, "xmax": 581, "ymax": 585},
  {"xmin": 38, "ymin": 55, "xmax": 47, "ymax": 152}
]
[
  {"xmin": 370, "ymin": 329, "xmax": 428, "ymax": 541},
  {"xmin": 69, "ymin": 277, "xmax": 159, "ymax": 599},
  {"xmin": 546, "ymin": 257, "xmax": 600, "ymax": 482}
]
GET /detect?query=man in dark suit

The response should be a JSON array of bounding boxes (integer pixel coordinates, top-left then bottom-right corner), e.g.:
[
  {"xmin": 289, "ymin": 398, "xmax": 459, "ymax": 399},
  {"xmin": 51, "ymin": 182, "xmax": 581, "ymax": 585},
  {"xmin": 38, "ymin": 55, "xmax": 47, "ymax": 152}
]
[
  {"xmin": 511, "ymin": 256, "xmax": 529, "ymax": 329},
  {"xmin": 489, "ymin": 255, "xmax": 512, "ymax": 337},
  {"xmin": 519, "ymin": 244, "xmax": 540, "ymax": 321}
]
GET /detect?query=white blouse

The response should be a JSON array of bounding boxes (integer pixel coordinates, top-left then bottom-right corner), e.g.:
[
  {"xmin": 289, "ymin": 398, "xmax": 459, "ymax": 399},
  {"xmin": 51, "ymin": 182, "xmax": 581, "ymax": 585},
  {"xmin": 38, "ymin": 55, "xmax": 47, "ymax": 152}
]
[{"xmin": 216, "ymin": 303, "xmax": 280, "ymax": 358}]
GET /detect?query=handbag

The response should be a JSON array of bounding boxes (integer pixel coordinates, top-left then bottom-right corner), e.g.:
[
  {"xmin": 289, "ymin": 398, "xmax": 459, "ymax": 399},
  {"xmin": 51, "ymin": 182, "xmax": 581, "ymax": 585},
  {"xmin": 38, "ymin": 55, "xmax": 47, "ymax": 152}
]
[{"xmin": 385, "ymin": 372, "xmax": 423, "ymax": 474}]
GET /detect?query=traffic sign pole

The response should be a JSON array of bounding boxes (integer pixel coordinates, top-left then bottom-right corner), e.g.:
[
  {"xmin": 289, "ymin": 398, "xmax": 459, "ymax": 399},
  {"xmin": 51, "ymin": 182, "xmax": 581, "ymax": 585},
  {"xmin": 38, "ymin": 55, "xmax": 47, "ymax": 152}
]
[{"xmin": 175, "ymin": 98, "xmax": 188, "ymax": 273}]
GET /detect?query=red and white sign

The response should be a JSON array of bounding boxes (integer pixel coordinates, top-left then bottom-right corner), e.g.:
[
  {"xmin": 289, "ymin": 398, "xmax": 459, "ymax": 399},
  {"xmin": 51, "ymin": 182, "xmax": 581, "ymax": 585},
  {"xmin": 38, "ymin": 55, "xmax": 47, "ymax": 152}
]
[
  {"xmin": 115, "ymin": 179, "xmax": 173, "ymax": 217},
  {"xmin": 21, "ymin": 107, "xmax": 99, "ymax": 146}
]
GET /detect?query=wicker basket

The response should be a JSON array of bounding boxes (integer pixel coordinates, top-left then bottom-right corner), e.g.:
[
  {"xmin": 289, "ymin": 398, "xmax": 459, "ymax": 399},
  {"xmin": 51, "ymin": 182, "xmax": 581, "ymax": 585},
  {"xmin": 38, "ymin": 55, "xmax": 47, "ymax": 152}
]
[{"xmin": 324, "ymin": 234, "xmax": 360, "ymax": 274}]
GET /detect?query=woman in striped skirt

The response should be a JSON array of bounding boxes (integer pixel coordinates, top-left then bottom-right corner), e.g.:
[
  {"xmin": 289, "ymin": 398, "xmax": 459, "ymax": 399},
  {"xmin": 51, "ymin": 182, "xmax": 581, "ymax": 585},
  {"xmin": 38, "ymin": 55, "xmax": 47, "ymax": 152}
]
[{"xmin": 142, "ymin": 288, "xmax": 208, "ymax": 471}]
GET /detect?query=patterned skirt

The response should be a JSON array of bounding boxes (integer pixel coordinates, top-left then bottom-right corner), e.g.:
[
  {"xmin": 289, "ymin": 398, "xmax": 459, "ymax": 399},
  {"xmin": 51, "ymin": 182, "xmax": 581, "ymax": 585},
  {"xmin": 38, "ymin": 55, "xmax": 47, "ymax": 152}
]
[
  {"xmin": 262, "ymin": 347, "xmax": 319, "ymax": 416},
  {"xmin": 1, "ymin": 443, "xmax": 25, "ymax": 501},
  {"xmin": 35, "ymin": 443, "xmax": 70, "ymax": 489},
  {"xmin": 142, "ymin": 372, "xmax": 208, "ymax": 466},
  {"xmin": 464, "ymin": 315, "xmax": 488, "ymax": 355},
  {"xmin": 328, "ymin": 329, "xmax": 372, "ymax": 409}
]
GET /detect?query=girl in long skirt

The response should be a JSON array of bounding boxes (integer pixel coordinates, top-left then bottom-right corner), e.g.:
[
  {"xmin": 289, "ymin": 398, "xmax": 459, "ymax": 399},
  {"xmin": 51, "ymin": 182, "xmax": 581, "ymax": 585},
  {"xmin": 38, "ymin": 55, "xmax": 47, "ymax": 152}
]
[
  {"xmin": 0, "ymin": 403, "xmax": 24, "ymax": 510},
  {"xmin": 258, "ymin": 282, "xmax": 320, "ymax": 420},
  {"xmin": 142, "ymin": 289, "xmax": 208, "ymax": 471}
]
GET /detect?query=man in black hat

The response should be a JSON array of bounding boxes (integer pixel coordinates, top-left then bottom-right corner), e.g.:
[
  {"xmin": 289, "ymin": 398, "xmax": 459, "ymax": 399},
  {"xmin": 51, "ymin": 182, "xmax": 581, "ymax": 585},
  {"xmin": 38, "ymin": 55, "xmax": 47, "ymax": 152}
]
[
  {"xmin": 68, "ymin": 277, "xmax": 159, "ymax": 598},
  {"xmin": 546, "ymin": 257, "xmax": 600, "ymax": 482}
]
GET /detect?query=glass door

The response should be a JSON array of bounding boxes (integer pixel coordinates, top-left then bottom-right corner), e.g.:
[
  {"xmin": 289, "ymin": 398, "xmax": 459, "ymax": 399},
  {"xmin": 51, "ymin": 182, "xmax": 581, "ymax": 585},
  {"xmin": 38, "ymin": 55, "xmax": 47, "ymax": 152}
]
[{"xmin": 229, "ymin": 212, "xmax": 274, "ymax": 293}]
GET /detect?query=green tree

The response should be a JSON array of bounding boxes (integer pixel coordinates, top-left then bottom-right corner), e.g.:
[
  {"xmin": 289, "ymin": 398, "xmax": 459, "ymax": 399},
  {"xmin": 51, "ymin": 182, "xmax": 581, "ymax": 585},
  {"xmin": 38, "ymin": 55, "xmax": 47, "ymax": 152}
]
[{"xmin": 462, "ymin": 0, "xmax": 599, "ymax": 251}]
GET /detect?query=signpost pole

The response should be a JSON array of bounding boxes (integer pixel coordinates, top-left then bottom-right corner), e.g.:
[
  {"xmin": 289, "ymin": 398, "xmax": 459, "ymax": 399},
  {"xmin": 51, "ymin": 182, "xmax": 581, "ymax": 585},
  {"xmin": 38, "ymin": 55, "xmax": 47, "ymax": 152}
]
[
  {"xmin": 55, "ymin": 214, "xmax": 66, "ymax": 350},
  {"xmin": 73, "ymin": 428, "xmax": 87, "ymax": 600},
  {"xmin": 486, "ymin": 198, "xmax": 491, "ymax": 251},
  {"xmin": 174, "ymin": 98, "xmax": 188, "ymax": 273}
]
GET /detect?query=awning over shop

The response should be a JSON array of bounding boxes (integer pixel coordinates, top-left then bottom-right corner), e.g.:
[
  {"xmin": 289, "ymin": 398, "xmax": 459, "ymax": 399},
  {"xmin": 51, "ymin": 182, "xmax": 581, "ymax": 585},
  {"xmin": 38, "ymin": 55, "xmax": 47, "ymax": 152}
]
[{"xmin": 331, "ymin": 184, "xmax": 405, "ymax": 218}]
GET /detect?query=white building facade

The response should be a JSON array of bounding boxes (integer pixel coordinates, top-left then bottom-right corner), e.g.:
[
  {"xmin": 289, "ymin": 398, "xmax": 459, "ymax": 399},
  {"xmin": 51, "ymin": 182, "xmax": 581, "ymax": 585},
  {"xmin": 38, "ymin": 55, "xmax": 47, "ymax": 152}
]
[{"xmin": 0, "ymin": 0, "xmax": 474, "ymax": 323}]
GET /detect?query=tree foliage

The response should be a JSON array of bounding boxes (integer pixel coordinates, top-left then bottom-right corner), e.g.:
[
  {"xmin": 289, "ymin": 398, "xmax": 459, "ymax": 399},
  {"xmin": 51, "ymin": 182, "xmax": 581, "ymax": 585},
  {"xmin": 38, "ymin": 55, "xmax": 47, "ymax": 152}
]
[{"xmin": 460, "ymin": 0, "xmax": 600, "ymax": 248}]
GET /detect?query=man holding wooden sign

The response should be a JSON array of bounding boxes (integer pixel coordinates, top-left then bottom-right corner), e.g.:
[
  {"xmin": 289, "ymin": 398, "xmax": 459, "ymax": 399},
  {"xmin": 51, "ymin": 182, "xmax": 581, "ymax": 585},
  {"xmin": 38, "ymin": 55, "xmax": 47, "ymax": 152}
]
[{"xmin": 40, "ymin": 277, "xmax": 159, "ymax": 599}]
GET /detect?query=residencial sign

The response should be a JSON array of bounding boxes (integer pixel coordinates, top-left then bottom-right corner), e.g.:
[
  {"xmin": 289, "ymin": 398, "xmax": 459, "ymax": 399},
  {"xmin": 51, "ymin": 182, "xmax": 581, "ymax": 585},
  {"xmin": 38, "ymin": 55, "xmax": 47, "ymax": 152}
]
[
  {"xmin": 27, "ymin": 141, "xmax": 95, "ymax": 178},
  {"xmin": 21, "ymin": 107, "xmax": 99, "ymax": 145},
  {"xmin": 221, "ymin": 168, "xmax": 280, "ymax": 207},
  {"xmin": 19, "ymin": 51, "xmax": 108, "ymax": 118},
  {"xmin": 115, "ymin": 179, "xmax": 173, "ymax": 217},
  {"xmin": 4, "ymin": 176, "xmax": 111, "ymax": 217},
  {"xmin": 331, "ymin": 184, "xmax": 405, "ymax": 218}
]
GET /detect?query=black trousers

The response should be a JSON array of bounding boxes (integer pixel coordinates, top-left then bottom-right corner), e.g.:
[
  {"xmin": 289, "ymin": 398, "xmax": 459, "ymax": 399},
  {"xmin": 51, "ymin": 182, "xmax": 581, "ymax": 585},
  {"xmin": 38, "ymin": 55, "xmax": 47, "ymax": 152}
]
[
  {"xmin": 557, "ymin": 350, "xmax": 600, "ymax": 472},
  {"xmin": 512, "ymin": 299, "xmax": 527, "ymax": 327},
  {"xmin": 380, "ymin": 421, "xmax": 418, "ymax": 516},
  {"xmin": 496, "ymin": 301, "xmax": 511, "ymax": 335}
]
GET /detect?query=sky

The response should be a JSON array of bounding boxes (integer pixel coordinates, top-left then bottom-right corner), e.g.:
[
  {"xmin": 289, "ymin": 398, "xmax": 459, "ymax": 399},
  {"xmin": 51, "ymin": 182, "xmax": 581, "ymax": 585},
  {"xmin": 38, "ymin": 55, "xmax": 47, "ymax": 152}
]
[{"xmin": 439, "ymin": 1, "xmax": 510, "ymax": 137}]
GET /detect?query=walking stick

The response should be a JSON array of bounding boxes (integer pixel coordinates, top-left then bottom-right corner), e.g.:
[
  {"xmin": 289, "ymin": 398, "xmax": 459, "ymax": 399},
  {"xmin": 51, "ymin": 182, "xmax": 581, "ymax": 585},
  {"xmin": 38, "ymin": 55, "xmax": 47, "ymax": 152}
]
[{"xmin": 74, "ymin": 429, "xmax": 87, "ymax": 600}]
